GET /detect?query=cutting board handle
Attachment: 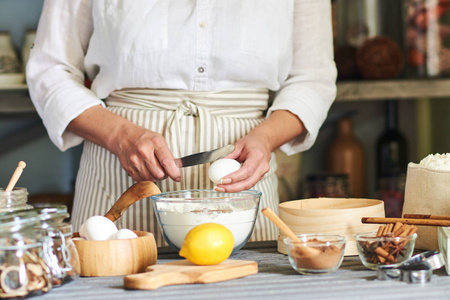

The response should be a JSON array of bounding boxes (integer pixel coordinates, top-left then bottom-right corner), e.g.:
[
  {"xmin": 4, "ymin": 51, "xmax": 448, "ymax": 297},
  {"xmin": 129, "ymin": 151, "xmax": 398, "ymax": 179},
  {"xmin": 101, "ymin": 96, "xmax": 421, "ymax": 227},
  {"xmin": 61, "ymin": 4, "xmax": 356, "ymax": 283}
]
[
  {"xmin": 124, "ymin": 267, "xmax": 192, "ymax": 290},
  {"xmin": 124, "ymin": 259, "xmax": 258, "ymax": 290}
]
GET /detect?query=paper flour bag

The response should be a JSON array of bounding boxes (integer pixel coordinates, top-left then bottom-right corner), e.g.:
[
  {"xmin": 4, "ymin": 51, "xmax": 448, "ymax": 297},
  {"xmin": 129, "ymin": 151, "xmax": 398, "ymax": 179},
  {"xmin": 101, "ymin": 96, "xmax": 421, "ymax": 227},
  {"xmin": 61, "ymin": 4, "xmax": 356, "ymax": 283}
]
[{"xmin": 402, "ymin": 153, "xmax": 450, "ymax": 250}]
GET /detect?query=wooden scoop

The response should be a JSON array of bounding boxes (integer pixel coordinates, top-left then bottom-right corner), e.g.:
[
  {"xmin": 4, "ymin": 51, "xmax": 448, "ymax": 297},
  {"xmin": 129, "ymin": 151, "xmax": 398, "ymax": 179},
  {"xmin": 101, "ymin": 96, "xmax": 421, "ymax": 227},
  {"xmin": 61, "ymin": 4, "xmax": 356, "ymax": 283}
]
[
  {"xmin": 261, "ymin": 207, "xmax": 321, "ymax": 257},
  {"xmin": 104, "ymin": 181, "xmax": 161, "ymax": 222},
  {"xmin": 5, "ymin": 161, "xmax": 26, "ymax": 192}
]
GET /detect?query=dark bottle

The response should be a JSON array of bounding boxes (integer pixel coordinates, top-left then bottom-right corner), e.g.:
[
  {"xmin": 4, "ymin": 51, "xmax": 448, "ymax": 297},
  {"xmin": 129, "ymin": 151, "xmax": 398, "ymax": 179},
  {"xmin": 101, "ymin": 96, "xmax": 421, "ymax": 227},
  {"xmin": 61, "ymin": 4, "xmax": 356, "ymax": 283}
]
[
  {"xmin": 376, "ymin": 101, "xmax": 408, "ymax": 218},
  {"xmin": 376, "ymin": 101, "xmax": 408, "ymax": 180}
]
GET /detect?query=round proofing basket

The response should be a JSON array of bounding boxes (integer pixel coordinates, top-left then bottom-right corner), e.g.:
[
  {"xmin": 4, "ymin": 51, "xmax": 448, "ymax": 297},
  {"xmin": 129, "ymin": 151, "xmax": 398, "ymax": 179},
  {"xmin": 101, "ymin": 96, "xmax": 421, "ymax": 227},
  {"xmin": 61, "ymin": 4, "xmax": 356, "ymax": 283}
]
[{"xmin": 277, "ymin": 198, "xmax": 385, "ymax": 256}]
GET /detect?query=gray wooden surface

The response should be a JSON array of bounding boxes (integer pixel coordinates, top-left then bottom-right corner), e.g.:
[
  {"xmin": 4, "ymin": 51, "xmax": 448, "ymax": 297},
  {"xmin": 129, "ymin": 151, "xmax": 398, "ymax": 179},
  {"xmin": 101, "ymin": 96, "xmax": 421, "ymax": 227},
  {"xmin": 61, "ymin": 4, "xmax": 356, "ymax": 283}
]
[{"xmin": 33, "ymin": 241, "xmax": 450, "ymax": 300}]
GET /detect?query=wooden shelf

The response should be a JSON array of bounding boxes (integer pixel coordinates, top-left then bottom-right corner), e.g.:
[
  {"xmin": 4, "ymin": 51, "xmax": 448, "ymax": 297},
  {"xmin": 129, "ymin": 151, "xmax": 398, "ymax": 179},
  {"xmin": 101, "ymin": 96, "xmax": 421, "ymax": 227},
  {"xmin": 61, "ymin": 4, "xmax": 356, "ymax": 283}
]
[
  {"xmin": 2, "ymin": 78, "xmax": 450, "ymax": 114},
  {"xmin": 0, "ymin": 83, "xmax": 28, "ymax": 91},
  {"xmin": 336, "ymin": 78, "xmax": 450, "ymax": 101}
]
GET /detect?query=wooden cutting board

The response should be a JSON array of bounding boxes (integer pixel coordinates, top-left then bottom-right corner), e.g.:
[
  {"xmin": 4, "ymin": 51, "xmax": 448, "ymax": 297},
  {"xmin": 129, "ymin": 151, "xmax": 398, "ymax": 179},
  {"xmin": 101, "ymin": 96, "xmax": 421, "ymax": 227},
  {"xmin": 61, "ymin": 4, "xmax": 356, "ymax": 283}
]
[{"xmin": 124, "ymin": 259, "xmax": 258, "ymax": 290}]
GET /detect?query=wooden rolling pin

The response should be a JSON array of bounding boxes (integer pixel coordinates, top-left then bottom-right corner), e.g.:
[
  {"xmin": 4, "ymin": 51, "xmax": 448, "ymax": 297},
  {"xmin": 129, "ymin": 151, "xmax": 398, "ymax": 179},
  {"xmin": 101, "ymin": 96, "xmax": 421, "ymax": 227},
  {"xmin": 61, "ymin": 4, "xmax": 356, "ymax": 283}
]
[{"xmin": 362, "ymin": 217, "xmax": 450, "ymax": 227}]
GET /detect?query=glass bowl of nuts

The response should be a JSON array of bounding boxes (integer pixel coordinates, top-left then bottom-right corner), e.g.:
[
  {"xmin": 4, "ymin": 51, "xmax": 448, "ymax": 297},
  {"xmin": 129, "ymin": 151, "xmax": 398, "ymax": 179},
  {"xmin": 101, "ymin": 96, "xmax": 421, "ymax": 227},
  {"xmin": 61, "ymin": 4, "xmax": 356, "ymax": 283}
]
[{"xmin": 355, "ymin": 224, "xmax": 418, "ymax": 270}]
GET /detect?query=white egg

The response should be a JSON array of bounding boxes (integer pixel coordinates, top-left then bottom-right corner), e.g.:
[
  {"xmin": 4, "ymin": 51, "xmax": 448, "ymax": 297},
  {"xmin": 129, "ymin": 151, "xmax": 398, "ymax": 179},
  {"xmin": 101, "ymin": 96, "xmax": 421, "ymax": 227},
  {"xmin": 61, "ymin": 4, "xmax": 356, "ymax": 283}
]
[
  {"xmin": 83, "ymin": 216, "xmax": 118, "ymax": 241},
  {"xmin": 79, "ymin": 222, "xmax": 87, "ymax": 238},
  {"xmin": 208, "ymin": 158, "xmax": 241, "ymax": 184},
  {"xmin": 114, "ymin": 228, "xmax": 138, "ymax": 240}
]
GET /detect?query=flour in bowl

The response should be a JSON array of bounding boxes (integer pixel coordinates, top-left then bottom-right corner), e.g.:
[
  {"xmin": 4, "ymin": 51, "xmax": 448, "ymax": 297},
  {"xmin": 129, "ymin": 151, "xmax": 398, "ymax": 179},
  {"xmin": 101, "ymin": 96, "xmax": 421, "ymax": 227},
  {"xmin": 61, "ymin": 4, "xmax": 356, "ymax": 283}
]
[{"xmin": 418, "ymin": 153, "xmax": 450, "ymax": 171}]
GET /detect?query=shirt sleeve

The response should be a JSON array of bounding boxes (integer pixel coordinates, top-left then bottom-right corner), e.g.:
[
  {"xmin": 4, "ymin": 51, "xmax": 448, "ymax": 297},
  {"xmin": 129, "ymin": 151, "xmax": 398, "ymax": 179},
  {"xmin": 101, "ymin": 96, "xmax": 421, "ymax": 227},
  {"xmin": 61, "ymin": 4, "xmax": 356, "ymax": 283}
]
[
  {"xmin": 26, "ymin": 0, "xmax": 104, "ymax": 151},
  {"xmin": 267, "ymin": 0, "xmax": 337, "ymax": 156}
]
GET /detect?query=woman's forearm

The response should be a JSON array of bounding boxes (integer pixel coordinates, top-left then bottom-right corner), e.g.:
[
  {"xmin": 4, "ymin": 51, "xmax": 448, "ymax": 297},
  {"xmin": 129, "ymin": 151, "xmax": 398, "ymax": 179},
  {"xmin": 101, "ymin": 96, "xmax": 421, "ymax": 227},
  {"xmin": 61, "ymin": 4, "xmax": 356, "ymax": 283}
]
[
  {"xmin": 249, "ymin": 110, "xmax": 306, "ymax": 152},
  {"xmin": 66, "ymin": 105, "xmax": 135, "ymax": 155}
]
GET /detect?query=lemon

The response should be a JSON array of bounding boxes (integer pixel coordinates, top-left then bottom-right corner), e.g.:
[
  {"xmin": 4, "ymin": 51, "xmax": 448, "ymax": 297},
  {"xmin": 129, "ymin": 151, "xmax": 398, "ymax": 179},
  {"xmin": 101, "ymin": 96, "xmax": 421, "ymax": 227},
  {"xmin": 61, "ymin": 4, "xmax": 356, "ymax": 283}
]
[{"xmin": 179, "ymin": 223, "xmax": 234, "ymax": 265}]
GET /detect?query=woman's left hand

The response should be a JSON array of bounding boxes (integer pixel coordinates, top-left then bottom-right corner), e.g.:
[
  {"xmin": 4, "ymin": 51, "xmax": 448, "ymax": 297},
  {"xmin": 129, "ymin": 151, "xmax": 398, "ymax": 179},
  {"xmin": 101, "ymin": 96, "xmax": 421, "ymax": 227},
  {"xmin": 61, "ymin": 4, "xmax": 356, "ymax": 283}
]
[
  {"xmin": 213, "ymin": 110, "xmax": 306, "ymax": 193},
  {"xmin": 214, "ymin": 132, "xmax": 272, "ymax": 193}
]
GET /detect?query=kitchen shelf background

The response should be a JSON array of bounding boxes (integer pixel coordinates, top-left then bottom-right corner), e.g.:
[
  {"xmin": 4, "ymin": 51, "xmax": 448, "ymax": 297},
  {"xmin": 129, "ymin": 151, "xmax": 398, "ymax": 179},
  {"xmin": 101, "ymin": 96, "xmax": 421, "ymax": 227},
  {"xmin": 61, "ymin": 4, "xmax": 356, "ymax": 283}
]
[{"xmin": 1, "ymin": 0, "xmax": 449, "ymax": 201}]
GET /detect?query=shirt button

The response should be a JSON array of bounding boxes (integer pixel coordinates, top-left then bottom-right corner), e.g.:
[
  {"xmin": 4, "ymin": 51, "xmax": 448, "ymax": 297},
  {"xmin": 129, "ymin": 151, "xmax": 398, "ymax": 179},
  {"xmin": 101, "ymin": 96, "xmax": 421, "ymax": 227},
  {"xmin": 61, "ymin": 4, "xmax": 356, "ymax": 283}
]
[
  {"xmin": 198, "ymin": 67, "xmax": 205, "ymax": 73},
  {"xmin": 199, "ymin": 21, "xmax": 206, "ymax": 28}
]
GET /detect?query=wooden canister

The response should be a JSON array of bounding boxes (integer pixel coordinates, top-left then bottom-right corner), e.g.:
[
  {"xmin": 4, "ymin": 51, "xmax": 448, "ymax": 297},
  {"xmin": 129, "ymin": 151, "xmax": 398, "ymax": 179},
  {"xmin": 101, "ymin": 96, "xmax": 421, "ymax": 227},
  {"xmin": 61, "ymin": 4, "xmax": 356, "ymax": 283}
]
[{"xmin": 277, "ymin": 198, "xmax": 385, "ymax": 256}]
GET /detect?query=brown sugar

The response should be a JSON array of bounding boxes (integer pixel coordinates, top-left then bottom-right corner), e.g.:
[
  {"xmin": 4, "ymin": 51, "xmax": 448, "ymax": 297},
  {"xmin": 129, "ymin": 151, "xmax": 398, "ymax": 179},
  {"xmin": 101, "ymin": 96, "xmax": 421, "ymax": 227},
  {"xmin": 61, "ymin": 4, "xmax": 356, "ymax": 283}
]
[{"xmin": 289, "ymin": 239, "xmax": 343, "ymax": 270}]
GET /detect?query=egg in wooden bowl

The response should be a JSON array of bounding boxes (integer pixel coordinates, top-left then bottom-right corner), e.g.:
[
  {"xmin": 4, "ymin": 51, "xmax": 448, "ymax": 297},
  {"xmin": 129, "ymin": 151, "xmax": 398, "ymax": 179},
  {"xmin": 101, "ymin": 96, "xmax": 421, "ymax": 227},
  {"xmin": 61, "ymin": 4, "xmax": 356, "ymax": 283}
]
[
  {"xmin": 72, "ymin": 181, "xmax": 161, "ymax": 277},
  {"xmin": 72, "ymin": 230, "xmax": 157, "ymax": 277}
]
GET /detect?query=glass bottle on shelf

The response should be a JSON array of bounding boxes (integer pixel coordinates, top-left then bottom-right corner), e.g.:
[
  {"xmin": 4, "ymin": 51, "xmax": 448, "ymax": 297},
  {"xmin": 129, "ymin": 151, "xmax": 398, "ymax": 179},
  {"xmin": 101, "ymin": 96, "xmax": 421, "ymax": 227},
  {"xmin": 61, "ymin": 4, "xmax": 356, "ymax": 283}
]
[{"xmin": 376, "ymin": 101, "xmax": 408, "ymax": 217}]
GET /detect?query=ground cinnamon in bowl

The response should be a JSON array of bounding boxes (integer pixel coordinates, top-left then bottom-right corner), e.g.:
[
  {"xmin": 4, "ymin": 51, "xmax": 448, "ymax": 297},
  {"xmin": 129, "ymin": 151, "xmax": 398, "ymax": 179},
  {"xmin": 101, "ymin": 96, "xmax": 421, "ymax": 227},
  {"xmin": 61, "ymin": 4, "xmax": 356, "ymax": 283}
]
[{"xmin": 284, "ymin": 235, "xmax": 346, "ymax": 275}]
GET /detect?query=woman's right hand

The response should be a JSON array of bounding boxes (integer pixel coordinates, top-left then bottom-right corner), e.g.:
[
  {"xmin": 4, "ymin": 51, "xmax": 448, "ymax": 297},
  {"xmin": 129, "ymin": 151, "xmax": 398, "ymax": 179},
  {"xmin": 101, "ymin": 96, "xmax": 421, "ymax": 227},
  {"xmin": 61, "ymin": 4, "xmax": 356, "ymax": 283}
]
[
  {"xmin": 67, "ymin": 105, "xmax": 181, "ymax": 183},
  {"xmin": 112, "ymin": 122, "xmax": 181, "ymax": 182}
]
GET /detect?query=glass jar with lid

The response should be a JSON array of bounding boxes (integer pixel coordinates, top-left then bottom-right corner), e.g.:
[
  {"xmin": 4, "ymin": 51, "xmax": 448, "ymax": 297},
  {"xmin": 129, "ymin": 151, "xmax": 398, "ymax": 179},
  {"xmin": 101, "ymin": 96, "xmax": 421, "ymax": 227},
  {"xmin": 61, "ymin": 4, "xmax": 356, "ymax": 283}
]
[
  {"xmin": 0, "ymin": 187, "xmax": 33, "ymax": 213},
  {"xmin": 33, "ymin": 206, "xmax": 80, "ymax": 286},
  {"xmin": 0, "ymin": 210, "xmax": 52, "ymax": 298},
  {"xmin": 404, "ymin": 0, "xmax": 450, "ymax": 77}
]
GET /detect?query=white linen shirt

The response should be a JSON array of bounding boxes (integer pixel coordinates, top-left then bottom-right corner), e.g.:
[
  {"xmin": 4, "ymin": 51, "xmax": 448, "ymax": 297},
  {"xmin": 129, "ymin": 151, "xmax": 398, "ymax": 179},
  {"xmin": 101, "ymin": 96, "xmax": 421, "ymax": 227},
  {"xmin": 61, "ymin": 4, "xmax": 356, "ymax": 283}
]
[{"xmin": 27, "ymin": 0, "xmax": 337, "ymax": 154}]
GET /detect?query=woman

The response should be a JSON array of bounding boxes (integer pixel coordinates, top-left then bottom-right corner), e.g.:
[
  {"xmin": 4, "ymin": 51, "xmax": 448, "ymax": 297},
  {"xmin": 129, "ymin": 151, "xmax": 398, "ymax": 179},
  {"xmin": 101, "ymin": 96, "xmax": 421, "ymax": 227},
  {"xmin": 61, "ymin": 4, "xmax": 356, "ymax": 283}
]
[{"xmin": 27, "ymin": 0, "xmax": 337, "ymax": 246}]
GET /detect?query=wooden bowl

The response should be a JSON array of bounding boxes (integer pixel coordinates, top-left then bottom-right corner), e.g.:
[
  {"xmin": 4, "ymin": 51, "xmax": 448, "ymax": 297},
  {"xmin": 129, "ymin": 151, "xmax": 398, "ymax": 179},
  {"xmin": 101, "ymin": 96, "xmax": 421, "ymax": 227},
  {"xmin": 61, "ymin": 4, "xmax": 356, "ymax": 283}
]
[
  {"xmin": 277, "ymin": 198, "xmax": 385, "ymax": 256},
  {"xmin": 73, "ymin": 231, "xmax": 157, "ymax": 276}
]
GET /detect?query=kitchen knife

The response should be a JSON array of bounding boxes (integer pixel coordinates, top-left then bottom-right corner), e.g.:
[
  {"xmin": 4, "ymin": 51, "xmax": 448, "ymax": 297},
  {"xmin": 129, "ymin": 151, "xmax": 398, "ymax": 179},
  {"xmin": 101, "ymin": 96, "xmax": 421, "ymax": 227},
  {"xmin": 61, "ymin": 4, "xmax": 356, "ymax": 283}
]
[{"xmin": 174, "ymin": 144, "xmax": 235, "ymax": 168}]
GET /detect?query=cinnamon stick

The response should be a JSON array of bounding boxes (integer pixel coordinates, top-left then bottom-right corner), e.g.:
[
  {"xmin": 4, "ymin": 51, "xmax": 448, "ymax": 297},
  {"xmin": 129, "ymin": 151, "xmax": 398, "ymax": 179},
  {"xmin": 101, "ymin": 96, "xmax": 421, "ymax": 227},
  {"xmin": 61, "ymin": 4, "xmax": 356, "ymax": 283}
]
[
  {"xmin": 361, "ymin": 217, "xmax": 450, "ymax": 227},
  {"xmin": 392, "ymin": 222, "xmax": 403, "ymax": 233},
  {"xmin": 403, "ymin": 214, "xmax": 450, "ymax": 221}
]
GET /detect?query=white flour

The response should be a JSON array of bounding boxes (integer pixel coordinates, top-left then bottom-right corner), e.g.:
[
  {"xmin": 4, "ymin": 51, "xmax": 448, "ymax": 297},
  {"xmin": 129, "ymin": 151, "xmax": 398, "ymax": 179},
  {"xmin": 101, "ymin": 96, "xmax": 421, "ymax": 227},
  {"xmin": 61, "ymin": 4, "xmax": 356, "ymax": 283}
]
[
  {"xmin": 418, "ymin": 153, "xmax": 450, "ymax": 171},
  {"xmin": 158, "ymin": 204, "xmax": 257, "ymax": 250}
]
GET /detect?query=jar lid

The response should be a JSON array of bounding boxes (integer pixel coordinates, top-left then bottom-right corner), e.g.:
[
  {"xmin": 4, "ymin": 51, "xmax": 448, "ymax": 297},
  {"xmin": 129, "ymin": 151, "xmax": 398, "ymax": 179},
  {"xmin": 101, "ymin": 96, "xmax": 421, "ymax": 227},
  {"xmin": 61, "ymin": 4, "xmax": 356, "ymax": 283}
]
[
  {"xmin": 32, "ymin": 205, "xmax": 69, "ymax": 226},
  {"xmin": 0, "ymin": 210, "xmax": 39, "ymax": 233}
]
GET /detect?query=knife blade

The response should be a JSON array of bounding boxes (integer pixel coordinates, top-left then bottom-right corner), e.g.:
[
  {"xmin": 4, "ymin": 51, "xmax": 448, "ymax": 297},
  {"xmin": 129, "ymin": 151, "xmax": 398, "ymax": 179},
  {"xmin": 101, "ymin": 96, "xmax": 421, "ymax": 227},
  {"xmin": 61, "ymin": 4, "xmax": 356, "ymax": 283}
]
[{"xmin": 174, "ymin": 144, "xmax": 235, "ymax": 168}]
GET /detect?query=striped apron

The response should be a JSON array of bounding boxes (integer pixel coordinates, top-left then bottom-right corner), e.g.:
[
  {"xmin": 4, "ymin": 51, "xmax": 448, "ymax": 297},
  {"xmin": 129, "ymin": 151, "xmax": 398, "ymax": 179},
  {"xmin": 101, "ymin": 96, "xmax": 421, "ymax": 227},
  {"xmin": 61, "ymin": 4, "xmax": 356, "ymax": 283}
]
[{"xmin": 71, "ymin": 88, "xmax": 279, "ymax": 246}]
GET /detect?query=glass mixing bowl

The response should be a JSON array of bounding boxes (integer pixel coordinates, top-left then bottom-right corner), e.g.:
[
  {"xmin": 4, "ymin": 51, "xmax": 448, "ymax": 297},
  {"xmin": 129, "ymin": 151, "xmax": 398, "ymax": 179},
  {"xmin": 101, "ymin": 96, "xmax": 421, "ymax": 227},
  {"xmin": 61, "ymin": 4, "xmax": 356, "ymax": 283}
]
[{"xmin": 151, "ymin": 189, "xmax": 261, "ymax": 253}]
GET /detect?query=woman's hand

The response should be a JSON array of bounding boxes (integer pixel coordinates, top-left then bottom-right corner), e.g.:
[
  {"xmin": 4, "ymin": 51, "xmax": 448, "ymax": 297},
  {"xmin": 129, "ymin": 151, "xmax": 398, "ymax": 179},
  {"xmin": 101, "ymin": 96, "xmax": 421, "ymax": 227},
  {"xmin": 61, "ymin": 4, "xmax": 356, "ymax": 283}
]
[
  {"xmin": 67, "ymin": 105, "xmax": 181, "ymax": 182},
  {"xmin": 214, "ymin": 133, "xmax": 272, "ymax": 193},
  {"xmin": 214, "ymin": 110, "xmax": 306, "ymax": 192},
  {"xmin": 112, "ymin": 122, "xmax": 181, "ymax": 182}
]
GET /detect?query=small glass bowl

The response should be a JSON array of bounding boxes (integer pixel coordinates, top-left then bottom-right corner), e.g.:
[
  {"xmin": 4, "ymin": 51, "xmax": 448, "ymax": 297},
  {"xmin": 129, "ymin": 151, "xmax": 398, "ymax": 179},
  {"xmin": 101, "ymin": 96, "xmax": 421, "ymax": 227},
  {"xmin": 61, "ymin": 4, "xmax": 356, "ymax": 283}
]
[
  {"xmin": 284, "ymin": 234, "xmax": 347, "ymax": 275},
  {"xmin": 354, "ymin": 231, "xmax": 417, "ymax": 270}
]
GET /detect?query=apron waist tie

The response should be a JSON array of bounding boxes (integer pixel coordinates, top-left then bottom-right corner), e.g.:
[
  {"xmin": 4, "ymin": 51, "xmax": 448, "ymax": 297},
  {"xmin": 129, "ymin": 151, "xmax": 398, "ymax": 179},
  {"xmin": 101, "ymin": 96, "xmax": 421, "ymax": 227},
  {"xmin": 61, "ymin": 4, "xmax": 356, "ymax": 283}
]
[{"xmin": 106, "ymin": 88, "xmax": 269, "ymax": 152}]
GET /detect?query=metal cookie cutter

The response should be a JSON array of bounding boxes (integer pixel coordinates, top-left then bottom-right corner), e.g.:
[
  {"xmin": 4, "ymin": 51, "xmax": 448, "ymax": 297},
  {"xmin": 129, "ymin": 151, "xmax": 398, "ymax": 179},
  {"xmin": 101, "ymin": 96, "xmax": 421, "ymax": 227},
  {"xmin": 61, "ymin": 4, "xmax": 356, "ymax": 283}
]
[{"xmin": 376, "ymin": 250, "xmax": 445, "ymax": 283}]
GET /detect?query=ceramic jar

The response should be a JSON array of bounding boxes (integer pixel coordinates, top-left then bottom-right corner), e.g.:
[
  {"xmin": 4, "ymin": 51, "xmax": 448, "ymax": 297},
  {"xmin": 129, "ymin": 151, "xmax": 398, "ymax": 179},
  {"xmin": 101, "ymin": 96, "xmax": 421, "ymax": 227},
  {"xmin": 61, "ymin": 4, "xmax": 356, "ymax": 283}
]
[
  {"xmin": 327, "ymin": 118, "xmax": 366, "ymax": 198},
  {"xmin": 0, "ymin": 31, "xmax": 24, "ymax": 84}
]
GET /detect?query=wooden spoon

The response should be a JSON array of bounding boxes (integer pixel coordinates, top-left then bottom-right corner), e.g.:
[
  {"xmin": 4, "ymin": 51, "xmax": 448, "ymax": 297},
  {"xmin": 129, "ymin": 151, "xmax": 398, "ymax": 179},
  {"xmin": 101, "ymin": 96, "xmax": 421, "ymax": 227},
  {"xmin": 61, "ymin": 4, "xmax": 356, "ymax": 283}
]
[
  {"xmin": 261, "ymin": 207, "xmax": 321, "ymax": 257},
  {"xmin": 104, "ymin": 181, "xmax": 161, "ymax": 222},
  {"xmin": 5, "ymin": 161, "xmax": 26, "ymax": 192}
]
